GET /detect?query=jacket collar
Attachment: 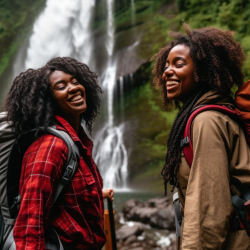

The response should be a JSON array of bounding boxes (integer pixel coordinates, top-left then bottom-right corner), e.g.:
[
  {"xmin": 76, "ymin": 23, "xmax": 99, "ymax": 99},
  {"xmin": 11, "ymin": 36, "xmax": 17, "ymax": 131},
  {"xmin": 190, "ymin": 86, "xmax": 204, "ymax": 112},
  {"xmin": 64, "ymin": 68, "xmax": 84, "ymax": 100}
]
[
  {"xmin": 55, "ymin": 115, "xmax": 93, "ymax": 153},
  {"xmin": 194, "ymin": 90, "xmax": 234, "ymax": 108}
]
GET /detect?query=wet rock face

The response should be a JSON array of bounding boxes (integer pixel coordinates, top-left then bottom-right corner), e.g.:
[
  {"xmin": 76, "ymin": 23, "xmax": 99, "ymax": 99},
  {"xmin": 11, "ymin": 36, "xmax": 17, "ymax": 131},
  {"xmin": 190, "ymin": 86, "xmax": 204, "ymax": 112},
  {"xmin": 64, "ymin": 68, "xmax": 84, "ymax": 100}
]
[{"xmin": 123, "ymin": 196, "xmax": 175, "ymax": 230}]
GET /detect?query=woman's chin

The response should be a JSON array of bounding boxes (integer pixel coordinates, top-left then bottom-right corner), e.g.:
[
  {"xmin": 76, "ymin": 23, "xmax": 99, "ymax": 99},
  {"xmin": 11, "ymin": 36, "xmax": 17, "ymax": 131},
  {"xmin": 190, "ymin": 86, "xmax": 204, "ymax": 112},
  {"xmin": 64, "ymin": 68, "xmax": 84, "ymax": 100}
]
[{"xmin": 167, "ymin": 93, "xmax": 179, "ymax": 101}]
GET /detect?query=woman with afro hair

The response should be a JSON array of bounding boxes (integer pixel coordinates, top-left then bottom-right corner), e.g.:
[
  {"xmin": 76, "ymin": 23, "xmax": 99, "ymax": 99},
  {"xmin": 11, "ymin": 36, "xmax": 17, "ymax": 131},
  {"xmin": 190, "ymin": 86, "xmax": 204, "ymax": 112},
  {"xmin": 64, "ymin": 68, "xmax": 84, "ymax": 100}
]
[
  {"xmin": 152, "ymin": 25, "xmax": 250, "ymax": 249},
  {"xmin": 6, "ymin": 57, "xmax": 113, "ymax": 250}
]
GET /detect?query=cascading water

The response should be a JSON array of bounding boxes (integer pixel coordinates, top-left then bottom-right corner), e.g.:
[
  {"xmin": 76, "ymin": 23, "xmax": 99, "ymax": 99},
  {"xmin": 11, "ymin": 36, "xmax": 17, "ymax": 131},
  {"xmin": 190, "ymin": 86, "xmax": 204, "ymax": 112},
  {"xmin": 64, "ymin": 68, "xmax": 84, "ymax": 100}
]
[
  {"xmin": 14, "ymin": 0, "xmax": 95, "ymax": 75},
  {"xmin": 93, "ymin": 0, "xmax": 128, "ymax": 189},
  {"xmin": 119, "ymin": 76, "xmax": 125, "ymax": 117}
]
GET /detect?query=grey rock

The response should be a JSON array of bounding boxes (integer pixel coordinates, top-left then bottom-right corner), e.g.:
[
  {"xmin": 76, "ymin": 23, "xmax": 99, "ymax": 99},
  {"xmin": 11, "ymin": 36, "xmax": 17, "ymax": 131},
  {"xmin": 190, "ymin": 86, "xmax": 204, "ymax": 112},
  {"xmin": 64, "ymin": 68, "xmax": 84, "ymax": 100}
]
[
  {"xmin": 120, "ymin": 247, "xmax": 130, "ymax": 250},
  {"xmin": 124, "ymin": 235, "xmax": 137, "ymax": 245},
  {"xmin": 130, "ymin": 242, "xmax": 141, "ymax": 248},
  {"xmin": 126, "ymin": 206, "xmax": 158, "ymax": 223},
  {"xmin": 122, "ymin": 195, "xmax": 175, "ymax": 230},
  {"xmin": 146, "ymin": 197, "xmax": 170, "ymax": 208},
  {"xmin": 116, "ymin": 225, "xmax": 144, "ymax": 241},
  {"xmin": 149, "ymin": 205, "xmax": 175, "ymax": 229},
  {"xmin": 123, "ymin": 199, "xmax": 140, "ymax": 216}
]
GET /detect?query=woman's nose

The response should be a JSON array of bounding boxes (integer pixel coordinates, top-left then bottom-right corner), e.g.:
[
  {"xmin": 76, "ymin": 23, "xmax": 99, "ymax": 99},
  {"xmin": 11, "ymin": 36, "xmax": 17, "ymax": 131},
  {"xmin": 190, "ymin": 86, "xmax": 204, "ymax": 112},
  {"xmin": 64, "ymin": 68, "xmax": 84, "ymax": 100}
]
[
  {"xmin": 162, "ymin": 67, "xmax": 174, "ymax": 80},
  {"xmin": 68, "ymin": 83, "xmax": 79, "ymax": 93},
  {"xmin": 166, "ymin": 66, "xmax": 174, "ymax": 75}
]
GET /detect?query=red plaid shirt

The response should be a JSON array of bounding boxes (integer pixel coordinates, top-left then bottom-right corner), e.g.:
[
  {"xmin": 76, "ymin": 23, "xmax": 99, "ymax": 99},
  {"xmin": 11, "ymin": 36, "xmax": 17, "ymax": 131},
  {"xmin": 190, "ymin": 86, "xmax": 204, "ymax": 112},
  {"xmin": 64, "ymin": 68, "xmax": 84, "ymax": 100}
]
[{"xmin": 13, "ymin": 116, "xmax": 106, "ymax": 250}]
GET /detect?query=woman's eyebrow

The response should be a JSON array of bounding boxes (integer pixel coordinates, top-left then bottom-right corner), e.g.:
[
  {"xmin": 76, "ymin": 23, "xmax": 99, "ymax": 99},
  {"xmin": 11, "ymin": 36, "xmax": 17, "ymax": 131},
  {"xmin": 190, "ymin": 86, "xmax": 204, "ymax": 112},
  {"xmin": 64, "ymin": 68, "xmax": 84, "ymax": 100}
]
[{"xmin": 174, "ymin": 56, "xmax": 187, "ymax": 62}]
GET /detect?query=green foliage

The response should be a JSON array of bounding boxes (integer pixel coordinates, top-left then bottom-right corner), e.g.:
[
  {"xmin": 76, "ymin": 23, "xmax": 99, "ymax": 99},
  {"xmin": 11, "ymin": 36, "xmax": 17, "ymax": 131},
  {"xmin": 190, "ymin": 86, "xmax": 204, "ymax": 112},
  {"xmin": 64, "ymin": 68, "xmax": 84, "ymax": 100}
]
[
  {"xmin": 114, "ymin": 0, "xmax": 165, "ymax": 32},
  {"xmin": 0, "ymin": 0, "xmax": 45, "ymax": 77},
  {"xmin": 171, "ymin": 0, "xmax": 250, "ymax": 80}
]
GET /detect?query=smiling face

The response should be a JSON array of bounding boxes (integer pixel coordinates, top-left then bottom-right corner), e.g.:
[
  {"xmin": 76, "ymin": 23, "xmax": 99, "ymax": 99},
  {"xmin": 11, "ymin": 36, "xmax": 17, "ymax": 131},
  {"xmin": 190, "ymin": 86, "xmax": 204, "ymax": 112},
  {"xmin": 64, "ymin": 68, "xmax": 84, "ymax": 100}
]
[
  {"xmin": 50, "ymin": 70, "xmax": 87, "ymax": 121},
  {"xmin": 162, "ymin": 44, "xmax": 197, "ymax": 102}
]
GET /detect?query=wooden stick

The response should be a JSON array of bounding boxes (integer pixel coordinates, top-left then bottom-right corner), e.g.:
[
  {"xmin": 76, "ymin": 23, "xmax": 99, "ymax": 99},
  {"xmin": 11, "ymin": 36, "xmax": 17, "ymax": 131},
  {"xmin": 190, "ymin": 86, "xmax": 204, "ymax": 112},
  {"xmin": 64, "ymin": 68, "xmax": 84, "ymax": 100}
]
[{"xmin": 107, "ymin": 198, "xmax": 117, "ymax": 250}]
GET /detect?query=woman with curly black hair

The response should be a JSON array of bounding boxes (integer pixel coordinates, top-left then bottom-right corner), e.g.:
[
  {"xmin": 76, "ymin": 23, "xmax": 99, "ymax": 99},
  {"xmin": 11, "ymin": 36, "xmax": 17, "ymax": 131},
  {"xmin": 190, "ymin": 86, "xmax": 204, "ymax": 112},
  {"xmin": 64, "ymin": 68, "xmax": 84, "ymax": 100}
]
[
  {"xmin": 6, "ymin": 57, "xmax": 113, "ymax": 250},
  {"xmin": 152, "ymin": 25, "xmax": 250, "ymax": 249}
]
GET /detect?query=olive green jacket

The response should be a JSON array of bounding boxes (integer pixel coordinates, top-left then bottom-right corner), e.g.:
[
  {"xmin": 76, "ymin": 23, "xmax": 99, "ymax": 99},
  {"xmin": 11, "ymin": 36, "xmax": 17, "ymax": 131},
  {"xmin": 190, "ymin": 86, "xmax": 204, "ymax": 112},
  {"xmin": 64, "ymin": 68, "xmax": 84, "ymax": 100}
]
[{"xmin": 177, "ymin": 91, "xmax": 250, "ymax": 250}]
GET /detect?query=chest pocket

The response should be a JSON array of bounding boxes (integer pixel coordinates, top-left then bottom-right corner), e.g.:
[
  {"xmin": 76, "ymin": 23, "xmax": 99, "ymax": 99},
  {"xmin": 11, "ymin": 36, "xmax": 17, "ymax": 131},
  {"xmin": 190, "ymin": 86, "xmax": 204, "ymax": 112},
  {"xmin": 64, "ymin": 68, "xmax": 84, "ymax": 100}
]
[{"xmin": 62, "ymin": 160, "xmax": 99, "ymax": 206}]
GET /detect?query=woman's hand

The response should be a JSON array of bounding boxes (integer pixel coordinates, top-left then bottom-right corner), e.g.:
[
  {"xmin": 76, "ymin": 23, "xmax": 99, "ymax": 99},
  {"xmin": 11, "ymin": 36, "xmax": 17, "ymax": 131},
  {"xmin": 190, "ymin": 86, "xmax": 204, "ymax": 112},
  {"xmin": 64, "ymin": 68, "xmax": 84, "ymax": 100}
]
[{"xmin": 102, "ymin": 189, "xmax": 114, "ymax": 202}]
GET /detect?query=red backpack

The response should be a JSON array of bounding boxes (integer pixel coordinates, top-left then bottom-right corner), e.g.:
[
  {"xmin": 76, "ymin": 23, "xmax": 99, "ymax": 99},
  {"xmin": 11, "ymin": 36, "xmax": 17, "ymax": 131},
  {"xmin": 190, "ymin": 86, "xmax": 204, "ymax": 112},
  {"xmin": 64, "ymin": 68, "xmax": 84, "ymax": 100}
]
[{"xmin": 181, "ymin": 80, "xmax": 250, "ymax": 236}]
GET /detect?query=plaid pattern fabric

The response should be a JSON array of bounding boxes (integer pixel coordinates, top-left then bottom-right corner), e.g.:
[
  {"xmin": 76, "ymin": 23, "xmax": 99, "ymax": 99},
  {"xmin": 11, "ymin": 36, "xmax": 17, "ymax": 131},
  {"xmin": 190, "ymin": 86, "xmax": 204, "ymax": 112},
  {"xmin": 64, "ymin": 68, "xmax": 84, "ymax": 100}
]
[{"xmin": 13, "ymin": 116, "xmax": 105, "ymax": 250}]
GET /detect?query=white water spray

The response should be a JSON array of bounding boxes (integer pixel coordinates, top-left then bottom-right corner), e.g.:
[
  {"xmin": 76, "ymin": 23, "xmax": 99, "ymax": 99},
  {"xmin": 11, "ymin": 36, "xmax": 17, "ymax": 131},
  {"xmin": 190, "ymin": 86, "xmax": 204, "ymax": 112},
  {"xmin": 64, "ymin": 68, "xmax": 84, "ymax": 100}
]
[
  {"xmin": 119, "ymin": 76, "xmax": 125, "ymax": 116},
  {"xmin": 20, "ymin": 0, "xmax": 95, "ymax": 72},
  {"xmin": 93, "ymin": 0, "xmax": 129, "ymax": 189}
]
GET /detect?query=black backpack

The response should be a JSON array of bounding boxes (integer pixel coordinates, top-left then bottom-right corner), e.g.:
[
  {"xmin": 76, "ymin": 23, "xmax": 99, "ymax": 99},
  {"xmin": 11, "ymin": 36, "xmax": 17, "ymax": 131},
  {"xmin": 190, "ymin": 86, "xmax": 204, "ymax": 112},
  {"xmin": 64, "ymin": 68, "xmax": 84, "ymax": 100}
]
[{"xmin": 0, "ymin": 112, "xmax": 80, "ymax": 250}]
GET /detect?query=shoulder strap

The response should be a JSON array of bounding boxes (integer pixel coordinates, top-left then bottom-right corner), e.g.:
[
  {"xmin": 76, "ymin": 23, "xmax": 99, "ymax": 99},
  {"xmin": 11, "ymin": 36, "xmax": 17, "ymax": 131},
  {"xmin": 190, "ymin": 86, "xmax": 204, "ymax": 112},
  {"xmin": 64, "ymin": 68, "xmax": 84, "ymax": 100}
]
[
  {"xmin": 173, "ymin": 192, "xmax": 182, "ymax": 237},
  {"xmin": 181, "ymin": 105, "xmax": 237, "ymax": 167},
  {"xmin": 44, "ymin": 127, "xmax": 80, "ymax": 250},
  {"xmin": 46, "ymin": 127, "xmax": 80, "ymax": 205}
]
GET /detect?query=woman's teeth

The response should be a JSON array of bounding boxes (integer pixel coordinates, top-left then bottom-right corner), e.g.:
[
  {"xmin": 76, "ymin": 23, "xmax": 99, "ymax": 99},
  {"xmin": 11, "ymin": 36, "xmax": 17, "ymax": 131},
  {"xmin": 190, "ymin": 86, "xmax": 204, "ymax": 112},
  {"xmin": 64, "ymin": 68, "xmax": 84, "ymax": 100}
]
[
  {"xmin": 166, "ymin": 81, "xmax": 179, "ymax": 86},
  {"xmin": 71, "ymin": 95, "xmax": 82, "ymax": 101}
]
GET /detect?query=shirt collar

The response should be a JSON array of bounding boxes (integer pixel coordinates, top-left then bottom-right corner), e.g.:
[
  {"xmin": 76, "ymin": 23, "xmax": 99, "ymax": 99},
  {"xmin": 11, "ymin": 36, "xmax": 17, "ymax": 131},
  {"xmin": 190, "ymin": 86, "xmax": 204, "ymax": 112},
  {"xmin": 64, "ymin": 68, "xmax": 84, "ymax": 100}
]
[{"xmin": 55, "ymin": 115, "xmax": 93, "ymax": 152}]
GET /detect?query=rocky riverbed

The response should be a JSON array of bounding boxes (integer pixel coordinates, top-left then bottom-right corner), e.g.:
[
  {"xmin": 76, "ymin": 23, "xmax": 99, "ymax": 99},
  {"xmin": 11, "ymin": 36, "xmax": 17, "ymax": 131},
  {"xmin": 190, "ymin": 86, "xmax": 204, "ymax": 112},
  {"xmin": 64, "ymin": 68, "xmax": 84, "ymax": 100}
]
[{"xmin": 114, "ymin": 196, "xmax": 176, "ymax": 250}]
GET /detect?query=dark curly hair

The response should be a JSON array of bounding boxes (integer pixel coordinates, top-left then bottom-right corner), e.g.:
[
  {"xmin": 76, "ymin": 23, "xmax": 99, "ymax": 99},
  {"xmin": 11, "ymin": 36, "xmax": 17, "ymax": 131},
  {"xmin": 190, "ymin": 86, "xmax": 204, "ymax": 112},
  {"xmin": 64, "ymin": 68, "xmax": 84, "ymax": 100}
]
[
  {"xmin": 6, "ymin": 57, "xmax": 102, "ymax": 135},
  {"xmin": 151, "ymin": 24, "xmax": 246, "ymax": 192}
]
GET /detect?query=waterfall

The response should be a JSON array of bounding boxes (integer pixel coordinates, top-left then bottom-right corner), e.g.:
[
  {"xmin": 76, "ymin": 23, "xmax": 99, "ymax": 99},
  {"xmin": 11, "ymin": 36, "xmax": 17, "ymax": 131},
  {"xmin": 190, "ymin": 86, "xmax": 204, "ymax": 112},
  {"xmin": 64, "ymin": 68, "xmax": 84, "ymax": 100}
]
[
  {"xmin": 93, "ymin": 0, "xmax": 129, "ymax": 190},
  {"xmin": 119, "ymin": 76, "xmax": 124, "ymax": 116},
  {"xmin": 16, "ymin": 0, "xmax": 95, "ymax": 73}
]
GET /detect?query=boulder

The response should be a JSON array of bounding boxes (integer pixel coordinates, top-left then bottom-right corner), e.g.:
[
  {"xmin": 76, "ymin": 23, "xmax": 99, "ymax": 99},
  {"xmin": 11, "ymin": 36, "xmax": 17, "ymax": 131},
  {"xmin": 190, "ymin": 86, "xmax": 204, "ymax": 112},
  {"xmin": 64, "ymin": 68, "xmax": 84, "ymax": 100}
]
[
  {"xmin": 146, "ymin": 196, "xmax": 170, "ymax": 208},
  {"xmin": 124, "ymin": 235, "xmax": 137, "ymax": 245},
  {"xmin": 149, "ymin": 205, "xmax": 175, "ymax": 229},
  {"xmin": 135, "ymin": 207, "xmax": 158, "ymax": 224},
  {"xmin": 116, "ymin": 224, "xmax": 144, "ymax": 241},
  {"xmin": 123, "ymin": 199, "xmax": 140, "ymax": 216},
  {"xmin": 122, "ymin": 196, "xmax": 175, "ymax": 230}
]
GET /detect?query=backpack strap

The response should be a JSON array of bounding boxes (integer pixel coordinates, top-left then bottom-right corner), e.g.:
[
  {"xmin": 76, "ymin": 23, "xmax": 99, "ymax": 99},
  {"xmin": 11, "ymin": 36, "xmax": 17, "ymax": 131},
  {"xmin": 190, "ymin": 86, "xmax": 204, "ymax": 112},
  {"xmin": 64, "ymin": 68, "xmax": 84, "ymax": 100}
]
[
  {"xmin": 173, "ymin": 192, "xmax": 182, "ymax": 238},
  {"xmin": 45, "ymin": 228, "xmax": 64, "ymax": 250},
  {"xmin": 44, "ymin": 127, "xmax": 80, "ymax": 250},
  {"xmin": 181, "ymin": 105, "xmax": 237, "ymax": 166},
  {"xmin": 46, "ymin": 127, "xmax": 80, "ymax": 205}
]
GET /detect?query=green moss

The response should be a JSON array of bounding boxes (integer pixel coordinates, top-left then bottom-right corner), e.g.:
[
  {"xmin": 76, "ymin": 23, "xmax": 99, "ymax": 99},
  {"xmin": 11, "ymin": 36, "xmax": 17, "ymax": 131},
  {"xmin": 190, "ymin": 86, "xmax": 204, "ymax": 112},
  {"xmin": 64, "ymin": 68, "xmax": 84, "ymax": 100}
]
[{"xmin": 0, "ymin": 0, "xmax": 46, "ymax": 78}]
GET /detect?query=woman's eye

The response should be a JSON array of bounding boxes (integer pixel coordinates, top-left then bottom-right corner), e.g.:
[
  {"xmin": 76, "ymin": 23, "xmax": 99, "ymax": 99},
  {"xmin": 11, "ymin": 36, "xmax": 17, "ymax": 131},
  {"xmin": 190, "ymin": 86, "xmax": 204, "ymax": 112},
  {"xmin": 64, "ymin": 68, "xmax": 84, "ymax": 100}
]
[
  {"xmin": 72, "ymin": 81, "xmax": 79, "ymax": 85},
  {"xmin": 57, "ymin": 85, "xmax": 65, "ymax": 90},
  {"xmin": 176, "ymin": 63, "xmax": 184, "ymax": 68}
]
